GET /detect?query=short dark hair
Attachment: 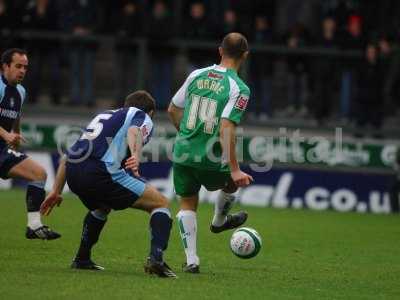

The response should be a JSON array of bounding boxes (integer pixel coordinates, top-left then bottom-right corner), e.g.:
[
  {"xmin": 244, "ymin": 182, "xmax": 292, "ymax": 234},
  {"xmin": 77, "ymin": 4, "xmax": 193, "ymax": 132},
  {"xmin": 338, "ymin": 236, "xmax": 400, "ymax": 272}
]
[
  {"xmin": 124, "ymin": 90, "xmax": 156, "ymax": 113},
  {"xmin": 1, "ymin": 48, "xmax": 28, "ymax": 66},
  {"xmin": 221, "ymin": 32, "xmax": 248, "ymax": 59}
]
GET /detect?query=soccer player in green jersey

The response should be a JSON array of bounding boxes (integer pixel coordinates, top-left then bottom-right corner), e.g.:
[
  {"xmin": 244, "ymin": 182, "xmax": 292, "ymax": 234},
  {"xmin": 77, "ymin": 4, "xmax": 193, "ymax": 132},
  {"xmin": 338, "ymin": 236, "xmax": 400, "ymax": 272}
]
[{"xmin": 168, "ymin": 33, "xmax": 253, "ymax": 273}]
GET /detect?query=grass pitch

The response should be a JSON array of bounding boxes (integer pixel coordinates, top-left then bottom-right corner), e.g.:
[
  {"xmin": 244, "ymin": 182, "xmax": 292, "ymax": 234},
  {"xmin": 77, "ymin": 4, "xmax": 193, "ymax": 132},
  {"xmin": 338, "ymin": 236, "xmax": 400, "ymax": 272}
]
[{"xmin": 0, "ymin": 189, "xmax": 400, "ymax": 300}]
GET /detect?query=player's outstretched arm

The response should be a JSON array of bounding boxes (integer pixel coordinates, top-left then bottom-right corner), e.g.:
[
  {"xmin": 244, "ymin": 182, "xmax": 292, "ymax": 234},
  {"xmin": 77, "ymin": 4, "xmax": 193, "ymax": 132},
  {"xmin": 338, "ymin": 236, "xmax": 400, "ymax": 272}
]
[
  {"xmin": 220, "ymin": 119, "xmax": 253, "ymax": 188},
  {"xmin": 40, "ymin": 156, "xmax": 67, "ymax": 216},
  {"xmin": 167, "ymin": 102, "xmax": 183, "ymax": 131},
  {"xmin": 126, "ymin": 127, "xmax": 143, "ymax": 177}
]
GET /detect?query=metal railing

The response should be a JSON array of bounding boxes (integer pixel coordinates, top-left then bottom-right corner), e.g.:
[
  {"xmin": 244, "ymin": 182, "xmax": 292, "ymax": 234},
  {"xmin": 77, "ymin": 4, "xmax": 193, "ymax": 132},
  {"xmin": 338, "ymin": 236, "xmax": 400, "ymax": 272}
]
[{"xmin": 13, "ymin": 30, "xmax": 365, "ymax": 89}]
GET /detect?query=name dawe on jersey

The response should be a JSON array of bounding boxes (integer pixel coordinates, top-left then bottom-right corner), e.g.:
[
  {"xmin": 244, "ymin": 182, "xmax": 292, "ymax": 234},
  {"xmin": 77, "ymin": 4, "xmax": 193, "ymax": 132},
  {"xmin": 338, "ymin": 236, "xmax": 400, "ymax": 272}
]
[{"xmin": 196, "ymin": 78, "xmax": 225, "ymax": 95}]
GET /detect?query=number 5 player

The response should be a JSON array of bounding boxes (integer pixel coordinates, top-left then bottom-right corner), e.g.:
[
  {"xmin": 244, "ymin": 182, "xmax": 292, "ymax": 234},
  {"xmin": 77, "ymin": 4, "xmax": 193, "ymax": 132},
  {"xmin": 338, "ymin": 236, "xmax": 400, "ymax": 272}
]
[{"xmin": 41, "ymin": 91, "xmax": 177, "ymax": 278}]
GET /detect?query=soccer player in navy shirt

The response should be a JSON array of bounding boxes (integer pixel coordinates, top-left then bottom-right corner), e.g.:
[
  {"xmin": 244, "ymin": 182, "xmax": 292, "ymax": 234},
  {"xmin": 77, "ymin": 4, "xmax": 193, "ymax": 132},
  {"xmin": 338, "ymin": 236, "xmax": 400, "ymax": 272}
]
[
  {"xmin": 0, "ymin": 48, "xmax": 60, "ymax": 240},
  {"xmin": 41, "ymin": 91, "xmax": 177, "ymax": 278}
]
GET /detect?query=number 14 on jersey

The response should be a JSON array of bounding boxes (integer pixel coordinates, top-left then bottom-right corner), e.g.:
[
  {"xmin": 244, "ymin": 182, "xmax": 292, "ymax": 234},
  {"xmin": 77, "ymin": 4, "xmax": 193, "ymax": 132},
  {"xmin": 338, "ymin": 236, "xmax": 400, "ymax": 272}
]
[{"xmin": 187, "ymin": 94, "xmax": 218, "ymax": 134}]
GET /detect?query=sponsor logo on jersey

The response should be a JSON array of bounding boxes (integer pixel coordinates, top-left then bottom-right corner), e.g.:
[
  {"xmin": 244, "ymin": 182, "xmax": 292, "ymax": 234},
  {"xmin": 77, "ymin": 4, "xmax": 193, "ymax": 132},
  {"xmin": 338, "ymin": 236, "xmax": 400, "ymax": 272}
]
[
  {"xmin": 207, "ymin": 72, "xmax": 224, "ymax": 80},
  {"xmin": 235, "ymin": 95, "xmax": 249, "ymax": 110},
  {"xmin": 9, "ymin": 98, "xmax": 15, "ymax": 108},
  {"xmin": 0, "ymin": 107, "xmax": 19, "ymax": 119}
]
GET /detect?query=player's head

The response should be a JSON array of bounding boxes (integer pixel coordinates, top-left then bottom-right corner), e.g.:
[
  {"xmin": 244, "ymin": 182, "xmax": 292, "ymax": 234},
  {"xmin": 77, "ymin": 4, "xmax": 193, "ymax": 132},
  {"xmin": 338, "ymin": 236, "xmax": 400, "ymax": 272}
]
[
  {"xmin": 219, "ymin": 32, "xmax": 249, "ymax": 66},
  {"xmin": 124, "ymin": 90, "xmax": 156, "ymax": 117},
  {"xmin": 1, "ymin": 48, "xmax": 28, "ymax": 86}
]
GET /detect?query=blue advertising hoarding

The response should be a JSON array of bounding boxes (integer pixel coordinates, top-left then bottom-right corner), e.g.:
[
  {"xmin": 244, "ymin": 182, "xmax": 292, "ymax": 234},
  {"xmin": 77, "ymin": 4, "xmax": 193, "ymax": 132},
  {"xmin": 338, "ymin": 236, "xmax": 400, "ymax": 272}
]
[
  {"xmin": 1, "ymin": 153, "xmax": 395, "ymax": 214},
  {"xmin": 140, "ymin": 162, "xmax": 394, "ymax": 214}
]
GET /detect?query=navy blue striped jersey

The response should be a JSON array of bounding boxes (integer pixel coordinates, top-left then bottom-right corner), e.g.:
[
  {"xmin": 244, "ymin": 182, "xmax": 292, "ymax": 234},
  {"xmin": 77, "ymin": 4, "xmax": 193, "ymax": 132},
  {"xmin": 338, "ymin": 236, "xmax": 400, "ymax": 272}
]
[
  {"xmin": 68, "ymin": 107, "xmax": 153, "ymax": 173},
  {"xmin": 0, "ymin": 75, "xmax": 26, "ymax": 148}
]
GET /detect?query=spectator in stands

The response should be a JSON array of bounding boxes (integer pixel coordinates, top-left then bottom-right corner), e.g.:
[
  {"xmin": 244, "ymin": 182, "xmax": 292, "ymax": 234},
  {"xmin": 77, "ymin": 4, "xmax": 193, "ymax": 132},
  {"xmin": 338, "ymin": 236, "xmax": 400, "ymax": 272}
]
[
  {"xmin": 312, "ymin": 16, "xmax": 339, "ymax": 125},
  {"xmin": 249, "ymin": 15, "xmax": 274, "ymax": 120},
  {"xmin": 64, "ymin": 0, "xmax": 98, "ymax": 107},
  {"xmin": 383, "ymin": 31, "xmax": 400, "ymax": 115},
  {"xmin": 324, "ymin": 0, "xmax": 352, "ymax": 30},
  {"xmin": 284, "ymin": 22, "xmax": 310, "ymax": 118},
  {"xmin": 184, "ymin": 1, "xmax": 215, "ymax": 72},
  {"xmin": 219, "ymin": 9, "xmax": 241, "ymax": 37},
  {"xmin": 203, "ymin": 0, "xmax": 229, "ymax": 26},
  {"xmin": 21, "ymin": 0, "xmax": 61, "ymax": 105},
  {"xmin": 355, "ymin": 44, "xmax": 384, "ymax": 137},
  {"xmin": 378, "ymin": 35, "xmax": 397, "ymax": 113},
  {"xmin": 229, "ymin": 0, "xmax": 256, "ymax": 36},
  {"xmin": 0, "ymin": 0, "xmax": 17, "ymax": 53},
  {"xmin": 339, "ymin": 14, "xmax": 365, "ymax": 121},
  {"xmin": 147, "ymin": 0, "xmax": 174, "ymax": 109},
  {"xmin": 111, "ymin": 0, "xmax": 143, "ymax": 107}
]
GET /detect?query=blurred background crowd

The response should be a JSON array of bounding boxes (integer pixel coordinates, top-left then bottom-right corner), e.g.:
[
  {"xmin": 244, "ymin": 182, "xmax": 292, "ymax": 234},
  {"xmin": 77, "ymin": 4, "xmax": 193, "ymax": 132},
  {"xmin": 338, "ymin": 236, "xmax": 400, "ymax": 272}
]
[{"xmin": 1, "ymin": 0, "xmax": 400, "ymax": 137}]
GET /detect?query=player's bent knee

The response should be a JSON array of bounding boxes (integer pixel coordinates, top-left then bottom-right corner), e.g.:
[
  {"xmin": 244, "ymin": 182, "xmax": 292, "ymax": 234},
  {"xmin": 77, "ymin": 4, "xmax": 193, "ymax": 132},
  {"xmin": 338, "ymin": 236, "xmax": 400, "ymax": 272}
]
[
  {"xmin": 157, "ymin": 196, "xmax": 169, "ymax": 209},
  {"xmin": 38, "ymin": 168, "xmax": 47, "ymax": 182},
  {"xmin": 147, "ymin": 190, "xmax": 169, "ymax": 210},
  {"xmin": 32, "ymin": 166, "xmax": 47, "ymax": 182},
  {"xmin": 133, "ymin": 185, "xmax": 170, "ymax": 212}
]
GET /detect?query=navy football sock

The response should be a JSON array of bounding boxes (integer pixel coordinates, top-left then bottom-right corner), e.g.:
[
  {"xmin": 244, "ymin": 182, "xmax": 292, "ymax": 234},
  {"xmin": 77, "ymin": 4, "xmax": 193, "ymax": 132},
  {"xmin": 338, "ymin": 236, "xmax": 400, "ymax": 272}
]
[
  {"xmin": 149, "ymin": 208, "xmax": 172, "ymax": 262},
  {"xmin": 76, "ymin": 211, "xmax": 107, "ymax": 261},
  {"xmin": 26, "ymin": 182, "xmax": 46, "ymax": 212}
]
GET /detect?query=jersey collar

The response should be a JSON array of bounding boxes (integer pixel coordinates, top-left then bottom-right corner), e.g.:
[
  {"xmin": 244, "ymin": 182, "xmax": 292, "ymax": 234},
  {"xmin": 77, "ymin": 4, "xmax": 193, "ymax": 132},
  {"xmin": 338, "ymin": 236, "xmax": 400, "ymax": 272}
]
[
  {"xmin": 214, "ymin": 64, "xmax": 237, "ymax": 74},
  {"xmin": 1, "ymin": 74, "xmax": 8, "ymax": 85},
  {"xmin": 1, "ymin": 74, "xmax": 18, "ymax": 87},
  {"xmin": 213, "ymin": 64, "xmax": 227, "ymax": 72}
]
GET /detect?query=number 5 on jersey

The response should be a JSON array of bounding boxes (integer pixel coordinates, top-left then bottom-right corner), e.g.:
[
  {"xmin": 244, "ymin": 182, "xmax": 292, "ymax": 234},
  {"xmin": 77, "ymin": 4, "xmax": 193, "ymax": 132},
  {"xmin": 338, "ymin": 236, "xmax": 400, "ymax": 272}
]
[
  {"xmin": 81, "ymin": 113, "xmax": 112, "ymax": 140},
  {"xmin": 187, "ymin": 95, "xmax": 218, "ymax": 134}
]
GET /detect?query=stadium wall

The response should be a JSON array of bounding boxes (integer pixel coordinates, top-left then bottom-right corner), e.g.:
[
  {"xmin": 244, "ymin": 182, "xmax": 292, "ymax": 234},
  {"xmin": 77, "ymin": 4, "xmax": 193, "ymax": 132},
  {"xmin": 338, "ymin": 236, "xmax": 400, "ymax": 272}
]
[{"xmin": 0, "ymin": 152, "xmax": 394, "ymax": 214}]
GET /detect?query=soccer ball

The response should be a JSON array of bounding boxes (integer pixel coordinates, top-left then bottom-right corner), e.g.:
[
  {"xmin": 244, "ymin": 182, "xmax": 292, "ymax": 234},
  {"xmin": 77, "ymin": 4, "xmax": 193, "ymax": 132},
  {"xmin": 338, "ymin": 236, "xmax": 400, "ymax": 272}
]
[{"xmin": 230, "ymin": 227, "xmax": 262, "ymax": 259}]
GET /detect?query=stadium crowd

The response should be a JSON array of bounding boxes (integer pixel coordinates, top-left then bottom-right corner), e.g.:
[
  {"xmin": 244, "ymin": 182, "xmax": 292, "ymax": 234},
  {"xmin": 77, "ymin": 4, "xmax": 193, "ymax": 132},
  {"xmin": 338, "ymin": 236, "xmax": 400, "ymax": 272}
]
[{"xmin": 1, "ymin": 0, "xmax": 400, "ymax": 133}]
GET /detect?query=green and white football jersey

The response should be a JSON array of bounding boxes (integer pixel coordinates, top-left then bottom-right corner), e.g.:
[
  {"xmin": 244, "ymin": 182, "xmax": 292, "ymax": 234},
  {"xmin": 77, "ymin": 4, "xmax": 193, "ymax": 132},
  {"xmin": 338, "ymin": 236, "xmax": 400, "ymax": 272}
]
[{"xmin": 172, "ymin": 64, "xmax": 250, "ymax": 171}]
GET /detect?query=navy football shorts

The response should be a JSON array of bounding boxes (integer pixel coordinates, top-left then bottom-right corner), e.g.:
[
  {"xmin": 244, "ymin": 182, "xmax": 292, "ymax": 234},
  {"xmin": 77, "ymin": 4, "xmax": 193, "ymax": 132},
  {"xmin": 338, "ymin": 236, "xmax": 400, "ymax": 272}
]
[
  {"xmin": 66, "ymin": 158, "xmax": 146, "ymax": 211},
  {"xmin": 0, "ymin": 146, "xmax": 28, "ymax": 179}
]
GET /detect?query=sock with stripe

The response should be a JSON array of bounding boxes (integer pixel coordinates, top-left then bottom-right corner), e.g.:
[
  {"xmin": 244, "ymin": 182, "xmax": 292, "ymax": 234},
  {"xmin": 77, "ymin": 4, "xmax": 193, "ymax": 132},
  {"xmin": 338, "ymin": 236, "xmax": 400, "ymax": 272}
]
[{"xmin": 176, "ymin": 210, "xmax": 199, "ymax": 266}]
